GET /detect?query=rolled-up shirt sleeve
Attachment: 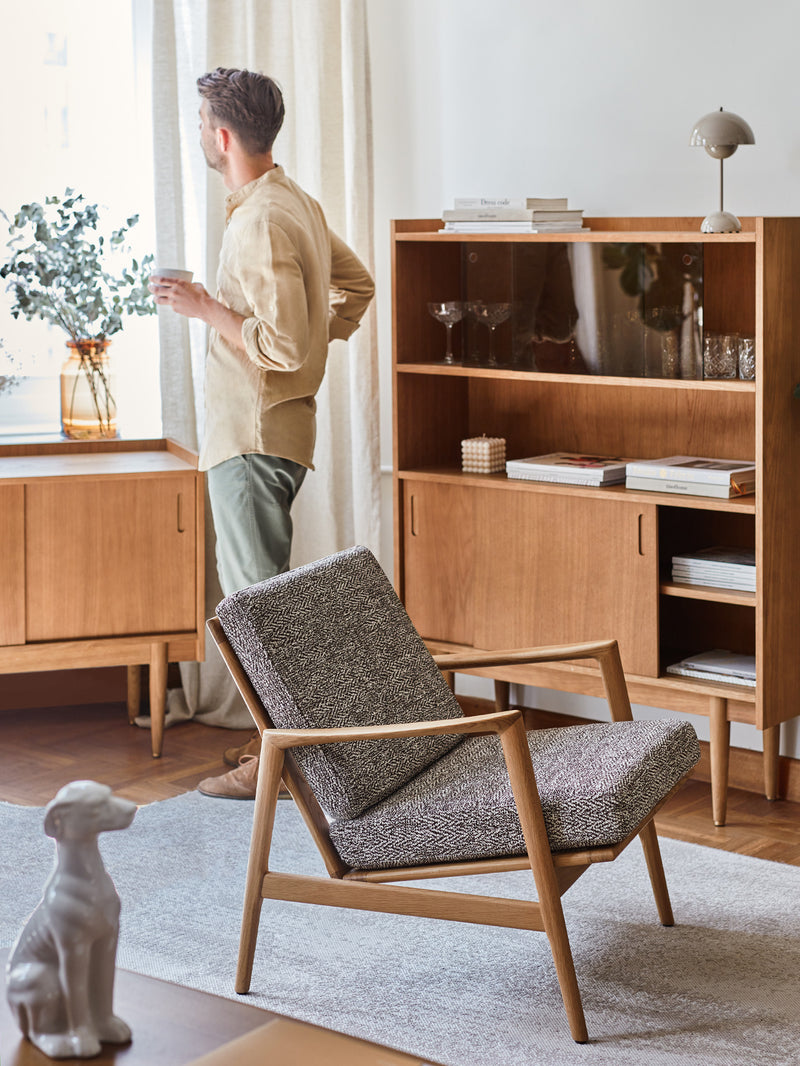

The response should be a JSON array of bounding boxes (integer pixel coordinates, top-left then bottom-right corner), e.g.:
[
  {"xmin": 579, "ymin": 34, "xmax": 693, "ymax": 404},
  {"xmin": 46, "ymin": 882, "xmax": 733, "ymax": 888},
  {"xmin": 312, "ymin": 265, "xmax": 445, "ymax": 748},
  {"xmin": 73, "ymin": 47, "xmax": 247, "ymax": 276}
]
[
  {"xmin": 238, "ymin": 220, "xmax": 309, "ymax": 371},
  {"xmin": 328, "ymin": 230, "xmax": 375, "ymax": 342}
]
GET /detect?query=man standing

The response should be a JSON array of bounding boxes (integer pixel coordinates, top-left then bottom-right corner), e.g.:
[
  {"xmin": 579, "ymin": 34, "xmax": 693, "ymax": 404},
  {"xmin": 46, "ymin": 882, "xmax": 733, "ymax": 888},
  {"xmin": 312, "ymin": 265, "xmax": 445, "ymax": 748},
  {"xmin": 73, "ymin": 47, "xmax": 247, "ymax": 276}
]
[{"xmin": 151, "ymin": 67, "xmax": 374, "ymax": 798}]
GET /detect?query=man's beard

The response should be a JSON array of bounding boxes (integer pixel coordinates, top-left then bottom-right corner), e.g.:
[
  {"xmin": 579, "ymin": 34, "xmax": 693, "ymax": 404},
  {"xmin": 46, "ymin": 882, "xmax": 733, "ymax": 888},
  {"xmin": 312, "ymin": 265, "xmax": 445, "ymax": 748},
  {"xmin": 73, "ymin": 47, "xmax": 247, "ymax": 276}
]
[{"xmin": 202, "ymin": 141, "xmax": 226, "ymax": 175}]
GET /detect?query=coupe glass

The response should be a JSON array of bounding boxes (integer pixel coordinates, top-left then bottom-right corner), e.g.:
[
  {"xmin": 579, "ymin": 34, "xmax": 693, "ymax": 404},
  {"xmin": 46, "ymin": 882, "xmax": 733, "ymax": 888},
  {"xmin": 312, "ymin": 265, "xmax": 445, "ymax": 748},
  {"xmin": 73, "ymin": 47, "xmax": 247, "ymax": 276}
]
[
  {"xmin": 469, "ymin": 302, "xmax": 511, "ymax": 367},
  {"xmin": 427, "ymin": 301, "xmax": 464, "ymax": 364}
]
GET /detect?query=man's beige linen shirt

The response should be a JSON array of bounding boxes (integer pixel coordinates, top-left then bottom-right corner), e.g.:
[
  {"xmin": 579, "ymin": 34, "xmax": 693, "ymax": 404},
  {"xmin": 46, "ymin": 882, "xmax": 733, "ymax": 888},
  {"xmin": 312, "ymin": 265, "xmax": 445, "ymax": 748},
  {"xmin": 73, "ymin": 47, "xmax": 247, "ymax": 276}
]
[{"xmin": 199, "ymin": 166, "xmax": 374, "ymax": 471}]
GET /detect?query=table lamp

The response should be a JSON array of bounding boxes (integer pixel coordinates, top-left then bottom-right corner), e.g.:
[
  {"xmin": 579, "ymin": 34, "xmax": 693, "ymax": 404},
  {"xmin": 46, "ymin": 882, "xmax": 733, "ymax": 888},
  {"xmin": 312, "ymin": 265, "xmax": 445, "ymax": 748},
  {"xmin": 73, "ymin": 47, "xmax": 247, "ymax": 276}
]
[{"xmin": 689, "ymin": 108, "xmax": 755, "ymax": 233}]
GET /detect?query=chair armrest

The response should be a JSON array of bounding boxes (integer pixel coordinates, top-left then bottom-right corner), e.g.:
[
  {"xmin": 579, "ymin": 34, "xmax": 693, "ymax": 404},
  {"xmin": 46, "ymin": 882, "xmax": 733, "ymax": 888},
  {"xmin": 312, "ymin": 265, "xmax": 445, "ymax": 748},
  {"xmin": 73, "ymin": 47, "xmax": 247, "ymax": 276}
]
[
  {"xmin": 261, "ymin": 709, "xmax": 523, "ymax": 751},
  {"xmin": 432, "ymin": 638, "xmax": 619, "ymax": 672}
]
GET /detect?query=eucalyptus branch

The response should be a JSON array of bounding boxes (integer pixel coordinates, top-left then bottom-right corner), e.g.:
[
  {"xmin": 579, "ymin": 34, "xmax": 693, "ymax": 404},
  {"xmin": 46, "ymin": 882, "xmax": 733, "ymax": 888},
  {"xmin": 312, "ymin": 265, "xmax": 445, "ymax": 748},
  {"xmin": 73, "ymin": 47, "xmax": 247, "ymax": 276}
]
[{"xmin": 1, "ymin": 190, "xmax": 155, "ymax": 343}]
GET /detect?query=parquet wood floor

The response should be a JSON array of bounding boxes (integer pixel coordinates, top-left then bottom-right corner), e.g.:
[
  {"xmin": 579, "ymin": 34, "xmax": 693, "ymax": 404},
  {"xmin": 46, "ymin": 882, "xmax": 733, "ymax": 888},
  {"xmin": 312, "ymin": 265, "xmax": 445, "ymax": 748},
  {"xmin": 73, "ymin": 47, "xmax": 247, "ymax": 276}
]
[
  {"xmin": 0, "ymin": 701, "xmax": 798, "ymax": 866},
  {"xmin": 0, "ymin": 702, "xmax": 253, "ymax": 807}
]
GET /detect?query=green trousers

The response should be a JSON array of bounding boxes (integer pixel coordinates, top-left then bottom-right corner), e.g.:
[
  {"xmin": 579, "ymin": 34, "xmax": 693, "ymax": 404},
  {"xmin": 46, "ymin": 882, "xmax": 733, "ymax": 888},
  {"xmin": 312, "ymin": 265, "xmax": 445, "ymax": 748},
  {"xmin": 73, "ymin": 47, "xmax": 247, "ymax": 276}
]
[{"xmin": 206, "ymin": 453, "xmax": 307, "ymax": 597}]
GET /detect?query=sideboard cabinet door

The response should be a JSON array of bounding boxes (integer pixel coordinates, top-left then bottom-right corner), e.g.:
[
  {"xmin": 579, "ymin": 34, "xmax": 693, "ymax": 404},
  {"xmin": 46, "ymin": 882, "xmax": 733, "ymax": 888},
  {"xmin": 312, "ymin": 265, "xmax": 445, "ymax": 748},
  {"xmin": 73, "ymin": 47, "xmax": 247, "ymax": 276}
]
[
  {"xmin": 402, "ymin": 480, "xmax": 476, "ymax": 646},
  {"xmin": 25, "ymin": 475, "xmax": 198, "ymax": 641},
  {"xmin": 472, "ymin": 490, "xmax": 659, "ymax": 677},
  {"xmin": 0, "ymin": 485, "xmax": 25, "ymax": 646}
]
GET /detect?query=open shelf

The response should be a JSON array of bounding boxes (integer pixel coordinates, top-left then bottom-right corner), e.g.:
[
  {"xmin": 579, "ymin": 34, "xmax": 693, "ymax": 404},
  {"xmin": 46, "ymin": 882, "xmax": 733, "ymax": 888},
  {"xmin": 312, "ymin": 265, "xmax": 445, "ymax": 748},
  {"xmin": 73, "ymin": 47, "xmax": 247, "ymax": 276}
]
[
  {"xmin": 396, "ymin": 468, "xmax": 757, "ymax": 514},
  {"xmin": 396, "ymin": 362, "xmax": 757, "ymax": 390},
  {"xmin": 660, "ymin": 581, "xmax": 755, "ymax": 606}
]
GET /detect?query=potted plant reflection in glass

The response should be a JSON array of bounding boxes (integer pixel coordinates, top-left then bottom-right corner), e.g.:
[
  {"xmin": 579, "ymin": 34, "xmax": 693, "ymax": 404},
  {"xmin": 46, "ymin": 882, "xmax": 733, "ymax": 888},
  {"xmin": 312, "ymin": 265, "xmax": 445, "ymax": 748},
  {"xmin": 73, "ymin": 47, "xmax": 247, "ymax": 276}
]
[
  {"xmin": 601, "ymin": 243, "xmax": 703, "ymax": 379},
  {"xmin": 0, "ymin": 191, "xmax": 155, "ymax": 439}
]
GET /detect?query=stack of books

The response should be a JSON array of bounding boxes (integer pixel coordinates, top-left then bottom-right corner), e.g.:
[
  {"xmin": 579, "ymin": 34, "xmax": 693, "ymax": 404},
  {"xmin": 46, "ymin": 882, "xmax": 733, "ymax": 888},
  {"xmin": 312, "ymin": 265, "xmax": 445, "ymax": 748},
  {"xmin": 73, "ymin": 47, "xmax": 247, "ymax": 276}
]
[
  {"xmin": 505, "ymin": 452, "xmax": 628, "ymax": 486},
  {"xmin": 671, "ymin": 546, "xmax": 756, "ymax": 592},
  {"xmin": 666, "ymin": 649, "xmax": 756, "ymax": 687},
  {"xmin": 441, "ymin": 197, "xmax": 585, "ymax": 234},
  {"xmin": 625, "ymin": 456, "xmax": 756, "ymax": 498}
]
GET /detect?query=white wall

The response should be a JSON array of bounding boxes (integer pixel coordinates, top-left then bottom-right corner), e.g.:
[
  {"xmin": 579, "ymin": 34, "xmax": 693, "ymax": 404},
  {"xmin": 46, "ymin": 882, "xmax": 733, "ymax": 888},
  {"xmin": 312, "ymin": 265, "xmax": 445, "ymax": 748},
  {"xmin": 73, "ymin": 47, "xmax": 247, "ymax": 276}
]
[{"xmin": 367, "ymin": 0, "xmax": 800, "ymax": 760}]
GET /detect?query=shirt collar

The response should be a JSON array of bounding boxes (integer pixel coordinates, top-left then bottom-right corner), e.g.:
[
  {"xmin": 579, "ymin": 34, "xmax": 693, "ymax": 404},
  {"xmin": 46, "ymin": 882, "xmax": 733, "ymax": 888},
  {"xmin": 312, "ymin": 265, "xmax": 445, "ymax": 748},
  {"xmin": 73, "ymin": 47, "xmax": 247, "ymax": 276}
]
[{"xmin": 225, "ymin": 164, "xmax": 284, "ymax": 221}]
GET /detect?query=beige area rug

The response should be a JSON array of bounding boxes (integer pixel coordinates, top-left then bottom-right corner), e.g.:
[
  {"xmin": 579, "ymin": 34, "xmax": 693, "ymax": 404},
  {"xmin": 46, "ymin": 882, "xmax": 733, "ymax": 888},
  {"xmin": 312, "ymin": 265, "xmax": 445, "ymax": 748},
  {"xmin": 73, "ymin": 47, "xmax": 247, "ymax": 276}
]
[{"xmin": 2, "ymin": 793, "xmax": 798, "ymax": 1065}]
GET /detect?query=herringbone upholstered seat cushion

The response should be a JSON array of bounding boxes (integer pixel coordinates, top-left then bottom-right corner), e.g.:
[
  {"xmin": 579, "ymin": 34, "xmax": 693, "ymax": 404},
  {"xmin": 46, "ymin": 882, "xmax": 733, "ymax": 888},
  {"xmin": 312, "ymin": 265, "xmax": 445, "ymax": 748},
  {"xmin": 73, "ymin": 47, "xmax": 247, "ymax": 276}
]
[
  {"xmin": 328, "ymin": 719, "xmax": 700, "ymax": 868},
  {"xmin": 215, "ymin": 546, "xmax": 465, "ymax": 821}
]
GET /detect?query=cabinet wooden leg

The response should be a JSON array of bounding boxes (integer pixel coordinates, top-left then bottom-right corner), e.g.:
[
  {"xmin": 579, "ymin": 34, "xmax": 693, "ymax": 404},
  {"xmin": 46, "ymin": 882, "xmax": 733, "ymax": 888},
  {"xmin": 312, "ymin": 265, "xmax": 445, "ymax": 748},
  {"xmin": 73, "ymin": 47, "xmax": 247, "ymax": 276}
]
[
  {"xmin": 126, "ymin": 665, "xmax": 141, "ymax": 724},
  {"xmin": 494, "ymin": 679, "xmax": 510, "ymax": 713},
  {"xmin": 763, "ymin": 724, "xmax": 781, "ymax": 801},
  {"xmin": 149, "ymin": 643, "xmax": 168, "ymax": 759},
  {"xmin": 709, "ymin": 697, "xmax": 730, "ymax": 827},
  {"xmin": 442, "ymin": 670, "xmax": 455, "ymax": 693}
]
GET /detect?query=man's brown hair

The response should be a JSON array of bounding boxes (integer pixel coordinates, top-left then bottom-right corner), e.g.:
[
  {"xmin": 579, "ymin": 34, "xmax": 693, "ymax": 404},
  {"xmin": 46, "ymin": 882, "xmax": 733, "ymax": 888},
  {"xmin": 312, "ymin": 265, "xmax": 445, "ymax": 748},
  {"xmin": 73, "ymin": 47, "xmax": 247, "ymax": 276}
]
[{"xmin": 197, "ymin": 68, "xmax": 285, "ymax": 156}]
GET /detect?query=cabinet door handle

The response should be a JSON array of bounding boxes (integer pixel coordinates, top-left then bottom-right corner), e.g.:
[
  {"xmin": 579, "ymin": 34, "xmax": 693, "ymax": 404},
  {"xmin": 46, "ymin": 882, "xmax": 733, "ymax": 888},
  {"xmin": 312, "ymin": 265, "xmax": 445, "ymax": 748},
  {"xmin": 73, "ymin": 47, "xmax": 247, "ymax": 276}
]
[
  {"xmin": 177, "ymin": 493, "xmax": 186, "ymax": 533},
  {"xmin": 638, "ymin": 513, "xmax": 645, "ymax": 556},
  {"xmin": 410, "ymin": 494, "xmax": 419, "ymax": 537}
]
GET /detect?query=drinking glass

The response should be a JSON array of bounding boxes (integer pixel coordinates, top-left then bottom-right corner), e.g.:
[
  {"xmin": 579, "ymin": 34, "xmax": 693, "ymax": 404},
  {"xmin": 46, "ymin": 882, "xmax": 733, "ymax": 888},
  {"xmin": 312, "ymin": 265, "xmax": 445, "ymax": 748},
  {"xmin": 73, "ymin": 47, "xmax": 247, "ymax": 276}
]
[
  {"xmin": 469, "ymin": 302, "xmax": 511, "ymax": 367},
  {"xmin": 738, "ymin": 336, "xmax": 756, "ymax": 380},
  {"xmin": 703, "ymin": 332, "xmax": 738, "ymax": 379},
  {"xmin": 427, "ymin": 301, "xmax": 464, "ymax": 364}
]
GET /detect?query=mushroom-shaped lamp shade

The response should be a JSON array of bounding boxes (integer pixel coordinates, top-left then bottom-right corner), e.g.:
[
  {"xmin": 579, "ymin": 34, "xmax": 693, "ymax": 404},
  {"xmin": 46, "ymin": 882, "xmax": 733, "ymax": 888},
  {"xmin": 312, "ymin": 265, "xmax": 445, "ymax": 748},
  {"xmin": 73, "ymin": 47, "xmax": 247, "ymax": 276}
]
[
  {"xmin": 690, "ymin": 109, "xmax": 755, "ymax": 159},
  {"xmin": 690, "ymin": 108, "xmax": 755, "ymax": 232}
]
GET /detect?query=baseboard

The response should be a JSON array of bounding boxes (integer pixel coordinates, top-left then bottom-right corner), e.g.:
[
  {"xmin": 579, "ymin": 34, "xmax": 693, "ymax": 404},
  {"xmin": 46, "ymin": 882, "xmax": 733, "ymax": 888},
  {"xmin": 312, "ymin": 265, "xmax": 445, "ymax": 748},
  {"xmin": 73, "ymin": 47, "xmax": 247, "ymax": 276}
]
[
  {"xmin": 0, "ymin": 667, "xmax": 128, "ymax": 712},
  {"xmin": 457, "ymin": 696, "xmax": 800, "ymax": 804}
]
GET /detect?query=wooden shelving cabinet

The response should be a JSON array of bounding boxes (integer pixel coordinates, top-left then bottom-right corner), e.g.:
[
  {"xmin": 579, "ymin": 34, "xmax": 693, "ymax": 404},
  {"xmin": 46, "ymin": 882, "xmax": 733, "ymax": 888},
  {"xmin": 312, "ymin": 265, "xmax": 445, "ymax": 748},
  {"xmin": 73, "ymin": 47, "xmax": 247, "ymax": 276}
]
[
  {"xmin": 0, "ymin": 438, "xmax": 205, "ymax": 757},
  {"xmin": 391, "ymin": 217, "xmax": 800, "ymax": 825}
]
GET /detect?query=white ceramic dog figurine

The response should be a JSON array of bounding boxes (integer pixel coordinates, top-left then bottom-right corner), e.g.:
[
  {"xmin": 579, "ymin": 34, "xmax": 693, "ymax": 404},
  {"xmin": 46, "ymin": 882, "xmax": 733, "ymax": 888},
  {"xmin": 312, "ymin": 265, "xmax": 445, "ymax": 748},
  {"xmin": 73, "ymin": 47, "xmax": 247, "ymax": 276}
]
[{"xmin": 6, "ymin": 780, "xmax": 136, "ymax": 1059}]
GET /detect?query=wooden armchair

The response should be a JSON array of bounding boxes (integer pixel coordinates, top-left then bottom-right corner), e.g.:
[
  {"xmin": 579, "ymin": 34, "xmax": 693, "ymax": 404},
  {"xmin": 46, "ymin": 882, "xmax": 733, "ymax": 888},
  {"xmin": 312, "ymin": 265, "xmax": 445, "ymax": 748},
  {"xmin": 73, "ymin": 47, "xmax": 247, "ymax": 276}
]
[{"xmin": 207, "ymin": 546, "xmax": 699, "ymax": 1043}]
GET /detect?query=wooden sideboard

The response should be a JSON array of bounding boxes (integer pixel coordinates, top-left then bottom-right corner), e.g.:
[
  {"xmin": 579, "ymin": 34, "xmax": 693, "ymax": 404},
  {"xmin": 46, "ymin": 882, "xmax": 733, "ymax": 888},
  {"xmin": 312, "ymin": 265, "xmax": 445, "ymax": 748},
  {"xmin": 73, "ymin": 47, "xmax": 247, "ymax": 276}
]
[
  {"xmin": 0, "ymin": 438, "xmax": 205, "ymax": 756},
  {"xmin": 391, "ymin": 217, "xmax": 800, "ymax": 826}
]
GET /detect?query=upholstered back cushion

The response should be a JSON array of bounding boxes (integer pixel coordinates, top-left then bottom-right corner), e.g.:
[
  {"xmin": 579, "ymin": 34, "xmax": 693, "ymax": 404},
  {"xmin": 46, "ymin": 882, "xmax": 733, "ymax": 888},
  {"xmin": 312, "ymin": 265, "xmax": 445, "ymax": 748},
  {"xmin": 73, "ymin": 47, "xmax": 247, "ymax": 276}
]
[{"xmin": 216, "ymin": 546, "xmax": 464, "ymax": 820}]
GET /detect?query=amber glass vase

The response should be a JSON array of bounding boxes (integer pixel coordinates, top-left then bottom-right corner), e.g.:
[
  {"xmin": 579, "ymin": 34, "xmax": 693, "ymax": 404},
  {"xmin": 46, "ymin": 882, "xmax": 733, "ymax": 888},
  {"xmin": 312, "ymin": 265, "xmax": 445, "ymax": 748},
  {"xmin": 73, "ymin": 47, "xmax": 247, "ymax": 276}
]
[{"xmin": 60, "ymin": 339, "xmax": 118, "ymax": 440}]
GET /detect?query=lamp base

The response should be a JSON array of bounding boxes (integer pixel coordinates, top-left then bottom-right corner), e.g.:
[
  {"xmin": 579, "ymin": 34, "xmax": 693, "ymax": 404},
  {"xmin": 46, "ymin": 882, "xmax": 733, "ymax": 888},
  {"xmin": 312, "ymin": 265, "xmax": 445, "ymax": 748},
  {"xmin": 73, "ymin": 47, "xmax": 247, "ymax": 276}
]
[{"xmin": 701, "ymin": 210, "xmax": 742, "ymax": 233}]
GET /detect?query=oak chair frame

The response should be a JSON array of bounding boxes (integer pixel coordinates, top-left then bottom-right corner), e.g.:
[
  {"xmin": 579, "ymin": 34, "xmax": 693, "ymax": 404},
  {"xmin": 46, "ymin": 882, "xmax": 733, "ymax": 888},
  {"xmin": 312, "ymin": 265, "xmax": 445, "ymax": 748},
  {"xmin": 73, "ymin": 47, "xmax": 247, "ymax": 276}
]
[{"xmin": 209, "ymin": 619, "xmax": 685, "ymax": 1044}]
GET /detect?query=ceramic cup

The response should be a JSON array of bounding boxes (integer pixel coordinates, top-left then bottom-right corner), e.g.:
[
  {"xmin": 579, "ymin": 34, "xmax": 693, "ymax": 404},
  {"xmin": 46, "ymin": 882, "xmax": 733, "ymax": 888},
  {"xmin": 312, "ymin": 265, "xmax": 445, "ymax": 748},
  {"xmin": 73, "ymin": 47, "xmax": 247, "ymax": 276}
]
[{"xmin": 150, "ymin": 268, "xmax": 193, "ymax": 285}]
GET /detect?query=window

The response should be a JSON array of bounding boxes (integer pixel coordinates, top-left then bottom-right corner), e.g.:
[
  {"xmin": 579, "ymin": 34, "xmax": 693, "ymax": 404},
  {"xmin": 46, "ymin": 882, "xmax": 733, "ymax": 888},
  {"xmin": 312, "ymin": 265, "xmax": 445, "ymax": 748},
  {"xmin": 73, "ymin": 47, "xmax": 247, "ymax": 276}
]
[{"xmin": 0, "ymin": 0, "xmax": 160, "ymax": 438}]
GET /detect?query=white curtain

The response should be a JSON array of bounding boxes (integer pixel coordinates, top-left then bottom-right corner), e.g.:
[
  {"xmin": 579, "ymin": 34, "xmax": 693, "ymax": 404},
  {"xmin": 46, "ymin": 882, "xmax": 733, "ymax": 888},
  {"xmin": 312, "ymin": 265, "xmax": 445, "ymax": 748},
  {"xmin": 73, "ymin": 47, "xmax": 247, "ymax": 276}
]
[{"xmin": 150, "ymin": 0, "xmax": 380, "ymax": 728}]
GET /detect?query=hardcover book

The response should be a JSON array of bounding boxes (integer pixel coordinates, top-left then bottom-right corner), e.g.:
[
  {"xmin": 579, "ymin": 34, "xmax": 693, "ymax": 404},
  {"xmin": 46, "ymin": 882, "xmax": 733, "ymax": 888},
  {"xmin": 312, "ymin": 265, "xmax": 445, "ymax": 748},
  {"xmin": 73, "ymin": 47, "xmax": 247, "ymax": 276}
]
[
  {"xmin": 666, "ymin": 649, "xmax": 756, "ymax": 686},
  {"xmin": 506, "ymin": 452, "xmax": 629, "ymax": 485},
  {"xmin": 671, "ymin": 546, "xmax": 756, "ymax": 591},
  {"xmin": 442, "ymin": 221, "xmax": 585, "ymax": 233},
  {"xmin": 453, "ymin": 196, "xmax": 569, "ymax": 209},
  {"xmin": 625, "ymin": 456, "xmax": 756, "ymax": 486},
  {"xmin": 443, "ymin": 208, "xmax": 584, "ymax": 222},
  {"xmin": 625, "ymin": 475, "xmax": 755, "ymax": 499}
]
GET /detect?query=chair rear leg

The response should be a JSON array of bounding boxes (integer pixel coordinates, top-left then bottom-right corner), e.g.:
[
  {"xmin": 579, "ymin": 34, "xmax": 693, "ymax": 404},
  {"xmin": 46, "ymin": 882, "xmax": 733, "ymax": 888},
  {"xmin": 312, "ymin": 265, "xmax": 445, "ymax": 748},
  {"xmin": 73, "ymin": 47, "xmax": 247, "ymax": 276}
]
[
  {"xmin": 638, "ymin": 820, "xmax": 674, "ymax": 927},
  {"xmin": 236, "ymin": 738, "xmax": 286, "ymax": 993}
]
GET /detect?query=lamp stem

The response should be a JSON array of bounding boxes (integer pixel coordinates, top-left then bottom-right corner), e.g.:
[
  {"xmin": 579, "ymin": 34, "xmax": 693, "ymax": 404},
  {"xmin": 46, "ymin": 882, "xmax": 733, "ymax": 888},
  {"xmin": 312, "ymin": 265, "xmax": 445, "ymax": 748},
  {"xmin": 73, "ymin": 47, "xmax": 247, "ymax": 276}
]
[{"xmin": 719, "ymin": 157, "xmax": 724, "ymax": 213}]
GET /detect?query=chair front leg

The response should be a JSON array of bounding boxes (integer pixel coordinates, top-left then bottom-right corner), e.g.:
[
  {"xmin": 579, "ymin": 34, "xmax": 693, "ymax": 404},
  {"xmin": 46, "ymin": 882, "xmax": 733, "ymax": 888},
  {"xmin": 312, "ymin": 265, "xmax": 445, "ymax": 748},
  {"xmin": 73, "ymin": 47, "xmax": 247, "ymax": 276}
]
[
  {"xmin": 236, "ymin": 735, "xmax": 286, "ymax": 994},
  {"xmin": 498, "ymin": 716, "xmax": 588, "ymax": 1044}
]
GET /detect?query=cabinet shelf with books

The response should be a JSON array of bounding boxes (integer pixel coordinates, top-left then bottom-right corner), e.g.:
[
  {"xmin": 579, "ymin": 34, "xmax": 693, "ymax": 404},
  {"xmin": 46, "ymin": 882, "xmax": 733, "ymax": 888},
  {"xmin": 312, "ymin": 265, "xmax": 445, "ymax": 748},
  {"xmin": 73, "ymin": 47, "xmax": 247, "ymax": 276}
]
[{"xmin": 392, "ymin": 217, "xmax": 800, "ymax": 826}]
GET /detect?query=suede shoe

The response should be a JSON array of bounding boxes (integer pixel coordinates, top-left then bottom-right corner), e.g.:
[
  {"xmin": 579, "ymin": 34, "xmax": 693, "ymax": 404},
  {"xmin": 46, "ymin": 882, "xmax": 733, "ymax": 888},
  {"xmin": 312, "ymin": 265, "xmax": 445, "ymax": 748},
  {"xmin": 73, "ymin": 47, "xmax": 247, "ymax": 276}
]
[
  {"xmin": 198, "ymin": 754, "xmax": 259, "ymax": 800},
  {"xmin": 223, "ymin": 731, "xmax": 260, "ymax": 767},
  {"xmin": 198, "ymin": 755, "xmax": 292, "ymax": 800}
]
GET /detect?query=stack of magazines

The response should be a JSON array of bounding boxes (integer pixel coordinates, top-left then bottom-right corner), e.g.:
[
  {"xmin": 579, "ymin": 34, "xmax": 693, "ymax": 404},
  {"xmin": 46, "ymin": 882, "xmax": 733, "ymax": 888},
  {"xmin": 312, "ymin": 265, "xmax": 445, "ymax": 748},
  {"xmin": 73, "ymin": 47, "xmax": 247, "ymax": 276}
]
[
  {"xmin": 625, "ymin": 456, "xmax": 756, "ymax": 498},
  {"xmin": 506, "ymin": 452, "xmax": 628, "ymax": 486},
  {"xmin": 441, "ymin": 196, "xmax": 585, "ymax": 234},
  {"xmin": 671, "ymin": 546, "xmax": 756, "ymax": 591},
  {"xmin": 666, "ymin": 649, "xmax": 756, "ymax": 687}
]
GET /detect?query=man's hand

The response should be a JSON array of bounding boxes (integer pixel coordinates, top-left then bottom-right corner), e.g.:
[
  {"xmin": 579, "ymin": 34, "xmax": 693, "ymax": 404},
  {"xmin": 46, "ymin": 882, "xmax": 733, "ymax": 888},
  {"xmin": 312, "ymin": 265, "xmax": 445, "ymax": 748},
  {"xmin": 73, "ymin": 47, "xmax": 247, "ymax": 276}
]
[
  {"xmin": 149, "ymin": 278, "xmax": 212, "ymax": 318},
  {"xmin": 149, "ymin": 277, "xmax": 246, "ymax": 352}
]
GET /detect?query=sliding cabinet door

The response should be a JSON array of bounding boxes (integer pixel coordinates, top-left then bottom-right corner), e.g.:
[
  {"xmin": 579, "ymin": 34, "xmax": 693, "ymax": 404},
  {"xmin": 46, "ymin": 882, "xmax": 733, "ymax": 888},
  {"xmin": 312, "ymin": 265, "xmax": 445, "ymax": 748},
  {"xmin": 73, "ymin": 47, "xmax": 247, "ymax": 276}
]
[{"xmin": 473, "ymin": 489, "xmax": 660, "ymax": 676}]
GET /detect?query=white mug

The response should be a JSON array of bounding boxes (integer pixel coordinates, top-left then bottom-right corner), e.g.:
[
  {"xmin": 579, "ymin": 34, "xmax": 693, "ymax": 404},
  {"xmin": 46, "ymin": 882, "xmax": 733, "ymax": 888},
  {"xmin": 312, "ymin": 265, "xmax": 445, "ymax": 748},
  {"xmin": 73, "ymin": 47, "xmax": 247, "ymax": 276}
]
[{"xmin": 150, "ymin": 268, "xmax": 193, "ymax": 285}]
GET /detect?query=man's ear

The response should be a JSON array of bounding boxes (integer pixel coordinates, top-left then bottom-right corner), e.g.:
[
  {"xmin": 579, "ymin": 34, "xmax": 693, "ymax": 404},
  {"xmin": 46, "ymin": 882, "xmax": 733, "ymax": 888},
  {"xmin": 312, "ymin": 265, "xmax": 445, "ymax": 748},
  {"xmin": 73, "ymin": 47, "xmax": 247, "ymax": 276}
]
[{"xmin": 216, "ymin": 126, "xmax": 232, "ymax": 153}]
